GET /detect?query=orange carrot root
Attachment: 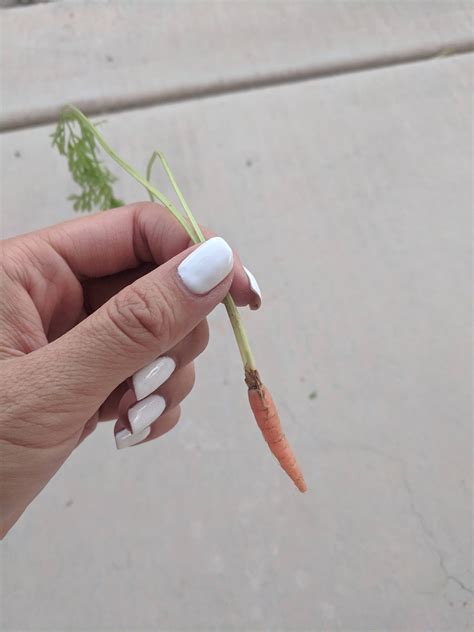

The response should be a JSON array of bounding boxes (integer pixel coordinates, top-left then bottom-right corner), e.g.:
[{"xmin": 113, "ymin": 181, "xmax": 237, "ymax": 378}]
[{"xmin": 246, "ymin": 374, "xmax": 307, "ymax": 493}]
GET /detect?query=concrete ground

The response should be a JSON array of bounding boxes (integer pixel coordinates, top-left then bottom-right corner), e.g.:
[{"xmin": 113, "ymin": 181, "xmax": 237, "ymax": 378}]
[{"xmin": 0, "ymin": 2, "xmax": 472, "ymax": 631}]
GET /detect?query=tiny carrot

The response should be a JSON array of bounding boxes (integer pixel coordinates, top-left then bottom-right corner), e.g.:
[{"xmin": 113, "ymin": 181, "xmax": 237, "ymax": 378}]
[{"xmin": 246, "ymin": 370, "xmax": 307, "ymax": 493}]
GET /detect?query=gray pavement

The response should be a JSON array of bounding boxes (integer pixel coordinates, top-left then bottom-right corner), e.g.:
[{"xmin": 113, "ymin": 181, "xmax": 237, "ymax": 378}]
[{"xmin": 0, "ymin": 3, "xmax": 472, "ymax": 631}]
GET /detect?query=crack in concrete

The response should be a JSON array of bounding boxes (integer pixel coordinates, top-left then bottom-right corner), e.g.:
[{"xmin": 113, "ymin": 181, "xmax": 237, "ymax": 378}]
[
  {"xmin": 297, "ymin": 429, "xmax": 473, "ymax": 598},
  {"xmin": 436, "ymin": 548, "xmax": 474, "ymax": 595},
  {"xmin": 399, "ymin": 465, "xmax": 473, "ymax": 597}
]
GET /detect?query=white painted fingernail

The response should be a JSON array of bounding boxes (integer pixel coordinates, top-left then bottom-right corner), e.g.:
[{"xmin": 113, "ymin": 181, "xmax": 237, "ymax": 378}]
[
  {"xmin": 115, "ymin": 426, "xmax": 151, "ymax": 450},
  {"xmin": 178, "ymin": 237, "xmax": 233, "ymax": 294},
  {"xmin": 128, "ymin": 394, "xmax": 166, "ymax": 434},
  {"xmin": 133, "ymin": 356, "xmax": 176, "ymax": 400},
  {"xmin": 243, "ymin": 266, "xmax": 262, "ymax": 310}
]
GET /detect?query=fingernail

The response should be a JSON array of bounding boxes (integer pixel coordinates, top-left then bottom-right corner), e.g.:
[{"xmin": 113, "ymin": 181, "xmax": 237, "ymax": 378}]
[
  {"xmin": 132, "ymin": 356, "xmax": 176, "ymax": 400},
  {"xmin": 178, "ymin": 237, "xmax": 233, "ymax": 294},
  {"xmin": 115, "ymin": 426, "xmax": 151, "ymax": 450},
  {"xmin": 128, "ymin": 394, "xmax": 166, "ymax": 434},
  {"xmin": 243, "ymin": 266, "xmax": 262, "ymax": 310}
]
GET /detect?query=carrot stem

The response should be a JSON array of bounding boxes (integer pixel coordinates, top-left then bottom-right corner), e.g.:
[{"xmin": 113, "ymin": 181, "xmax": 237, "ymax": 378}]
[
  {"xmin": 223, "ymin": 295, "xmax": 256, "ymax": 371},
  {"xmin": 148, "ymin": 151, "xmax": 204, "ymax": 244},
  {"xmin": 65, "ymin": 106, "xmax": 197, "ymax": 241},
  {"xmin": 146, "ymin": 147, "xmax": 256, "ymax": 372}
]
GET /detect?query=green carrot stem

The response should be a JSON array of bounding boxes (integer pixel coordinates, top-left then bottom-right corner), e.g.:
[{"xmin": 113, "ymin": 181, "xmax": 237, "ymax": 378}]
[
  {"xmin": 67, "ymin": 106, "xmax": 196, "ymax": 242},
  {"xmin": 224, "ymin": 295, "xmax": 256, "ymax": 370},
  {"xmin": 149, "ymin": 151, "xmax": 205, "ymax": 244},
  {"xmin": 147, "ymin": 147, "xmax": 257, "ymax": 372},
  {"xmin": 145, "ymin": 153, "xmax": 158, "ymax": 203}
]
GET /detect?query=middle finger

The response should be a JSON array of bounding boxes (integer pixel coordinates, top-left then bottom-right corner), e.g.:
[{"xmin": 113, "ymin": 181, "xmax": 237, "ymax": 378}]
[
  {"xmin": 129, "ymin": 319, "xmax": 208, "ymax": 401},
  {"xmin": 119, "ymin": 363, "xmax": 195, "ymax": 435}
]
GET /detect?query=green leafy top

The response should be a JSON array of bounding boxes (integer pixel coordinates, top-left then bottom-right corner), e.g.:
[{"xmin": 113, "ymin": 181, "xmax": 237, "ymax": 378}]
[{"xmin": 51, "ymin": 109, "xmax": 123, "ymax": 211}]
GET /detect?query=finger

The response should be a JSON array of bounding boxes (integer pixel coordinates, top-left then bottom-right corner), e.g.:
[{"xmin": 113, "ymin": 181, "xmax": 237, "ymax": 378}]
[
  {"xmin": 34, "ymin": 201, "xmax": 261, "ymax": 309},
  {"xmin": 98, "ymin": 321, "xmax": 207, "ymax": 419},
  {"xmin": 143, "ymin": 405, "xmax": 182, "ymax": 443},
  {"xmin": 98, "ymin": 381, "xmax": 130, "ymax": 422},
  {"xmin": 83, "ymin": 248, "xmax": 260, "ymax": 311},
  {"xmin": 128, "ymin": 320, "xmax": 208, "ymax": 400},
  {"xmin": 157, "ymin": 364, "xmax": 195, "ymax": 411},
  {"xmin": 118, "ymin": 364, "xmax": 194, "ymax": 435},
  {"xmin": 82, "ymin": 263, "xmax": 156, "ymax": 313},
  {"xmin": 39, "ymin": 202, "xmax": 188, "ymax": 277},
  {"xmin": 114, "ymin": 405, "xmax": 181, "ymax": 449},
  {"xmin": 35, "ymin": 238, "xmax": 233, "ymax": 416},
  {"xmin": 197, "ymin": 227, "xmax": 261, "ymax": 309},
  {"xmin": 169, "ymin": 319, "xmax": 209, "ymax": 367}
]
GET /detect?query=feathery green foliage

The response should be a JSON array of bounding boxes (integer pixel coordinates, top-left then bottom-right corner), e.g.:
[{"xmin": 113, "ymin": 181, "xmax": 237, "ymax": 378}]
[{"xmin": 51, "ymin": 109, "xmax": 123, "ymax": 211}]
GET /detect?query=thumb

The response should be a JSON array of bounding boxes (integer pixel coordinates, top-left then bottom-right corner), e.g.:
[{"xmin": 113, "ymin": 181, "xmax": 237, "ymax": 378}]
[{"xmin": 39, "ymin": 237, "xmax": 234, "ymax": 406}]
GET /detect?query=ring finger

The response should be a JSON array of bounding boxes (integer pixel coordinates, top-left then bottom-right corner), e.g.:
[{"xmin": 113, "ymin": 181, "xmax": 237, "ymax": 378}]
[
  {"xmin": 114, "ymin": 405, "xmax": 182, "ymax": 449},
  {"xmin": 99, "ymin": 319, "xmax": 207, "ymax": 422},
  {"xmin": 128, "ymin": 319, "xmax": 208, "ymax": 401},
  {"xmin": 114, "ymin": 364, "xmax": 194, "ymax": 447}
]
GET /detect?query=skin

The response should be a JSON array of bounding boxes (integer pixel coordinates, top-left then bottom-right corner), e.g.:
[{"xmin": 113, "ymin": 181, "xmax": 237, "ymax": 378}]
[{"xmin": 0, "ymin": 202, "xmax": 255, "ymax": 537}]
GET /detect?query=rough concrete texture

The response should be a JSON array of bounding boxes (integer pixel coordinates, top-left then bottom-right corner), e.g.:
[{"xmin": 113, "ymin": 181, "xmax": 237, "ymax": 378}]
[
  {"xmin": 1, "ymin": 0, "xmax": 472, "ymax": 129},
  {"xmin": 0, "ymin": 7, "xmax": 472, "ymax": 632}
]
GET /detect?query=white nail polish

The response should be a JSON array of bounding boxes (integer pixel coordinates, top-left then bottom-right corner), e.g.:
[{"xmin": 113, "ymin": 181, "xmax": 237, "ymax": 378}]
[
  {"xmin": 133, "ymin": 356, "xmax": 176, "ymax": 400},
  {"xmin": 178, "ymin": 237, "xmax": 233, "ymax": 294},
  {"xmin": 128, "ymin": 394, "xmax": 166, "ymax": 434},
  {"xmin": 243, "ymin": 266, "xmax": 262, "ymax": 310},
  {"xmin": 115, "ymin": 426, "xmax": 151, "ymax": 450}
]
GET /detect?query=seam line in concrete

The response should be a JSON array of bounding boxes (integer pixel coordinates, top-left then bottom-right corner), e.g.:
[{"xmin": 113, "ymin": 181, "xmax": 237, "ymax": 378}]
[{"xmin": 1, "ymin": 42, "xmax": 472, "ymax": 133}]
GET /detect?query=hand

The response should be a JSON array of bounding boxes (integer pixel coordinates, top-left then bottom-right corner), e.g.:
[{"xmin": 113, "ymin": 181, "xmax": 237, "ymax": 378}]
[{"xmin": 0, "ymin": 202, "xmax": 261, "ymax": 536}]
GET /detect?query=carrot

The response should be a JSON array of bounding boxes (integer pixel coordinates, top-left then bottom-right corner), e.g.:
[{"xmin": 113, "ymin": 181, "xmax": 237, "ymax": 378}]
[{"xmin": 246, "ymin": 370, "xmax": 307, "ymax": 493}]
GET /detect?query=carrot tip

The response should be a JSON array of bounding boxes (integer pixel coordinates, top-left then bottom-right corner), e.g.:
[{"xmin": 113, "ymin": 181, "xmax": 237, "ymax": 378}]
[{"xmin": 292, "ymin": 476, "xmax": 307, "ymax": 493}]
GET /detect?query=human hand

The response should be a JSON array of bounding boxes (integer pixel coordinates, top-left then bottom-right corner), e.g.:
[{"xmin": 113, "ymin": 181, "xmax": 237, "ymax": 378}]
[{"xmin": 0, "ymin": 202, "xmax": 261, "ymax": 536}]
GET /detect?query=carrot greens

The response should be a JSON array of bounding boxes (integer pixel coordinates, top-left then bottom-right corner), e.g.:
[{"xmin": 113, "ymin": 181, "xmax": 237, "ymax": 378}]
[{"xmin": 51, "ymin": 110, "xmax": 123, "ymax": 211}]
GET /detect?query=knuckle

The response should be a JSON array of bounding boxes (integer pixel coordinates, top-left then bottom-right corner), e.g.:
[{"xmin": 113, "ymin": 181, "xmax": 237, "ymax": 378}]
[{"xmin": 107, "ymin": 282, "xmax": 177, "ymax": 348}]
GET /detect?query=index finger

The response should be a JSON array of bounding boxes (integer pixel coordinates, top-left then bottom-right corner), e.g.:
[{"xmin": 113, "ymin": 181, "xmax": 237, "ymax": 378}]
[{"xmin": 30, "ymin": 201, "xmax": 260, "ymax": 307}]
